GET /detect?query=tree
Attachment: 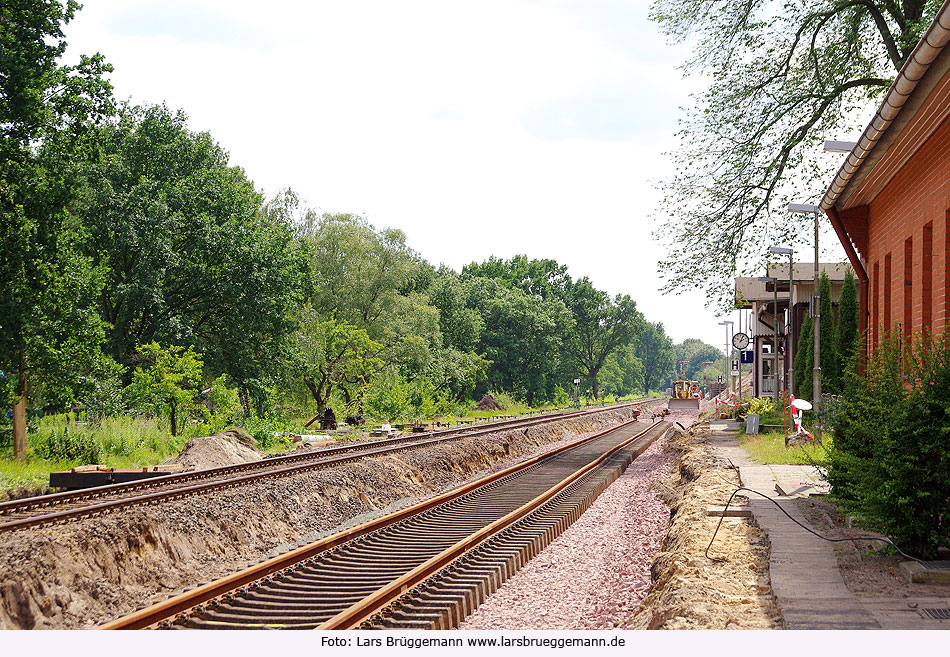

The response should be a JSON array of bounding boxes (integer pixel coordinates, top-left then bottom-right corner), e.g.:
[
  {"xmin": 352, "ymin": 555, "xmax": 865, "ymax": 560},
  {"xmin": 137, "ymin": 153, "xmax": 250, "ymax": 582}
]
[
  {"xmin": 300, "ymin": 212, "xmax": 423, "ymax": 339},
  {"xmin": 600, "ymin": 344, "xmax": 645, "ymax": 397},
  {"xmin": 462, "ymin": 254, "xmax": 571, "ymax": 301},
  {"xmin": 651, "ymin": 0, "xmax": 943, "ymax": 309},
  {"xmin": 819, "ymin": 271, "xmax": 840, "ymax": 393},
  {"xmin": 286, "ymin": 308, "xmax": 383, "ymax": 415},
  {"xmin": 837, "ymin": 269, "xmax": 859, "ymax": 370},
  {"xmin": 468, "ymin": 278, "xmax": 573, "ymax": 406},
  {"xmin": 126, "ymin": 343, "xmax": 203, "ymax": 436},
  {"xmin": 80, "ymin": 105, "xmax": 304, "ymax": 398},
  {"xmin": 1, "ymin": 0, "xmax": 114, "ymax": 457},
  {"xmin": 674, "ymin": 338, "xmax": 723, "ymax": 382},
  {"xmin": 634, "ymin": 322, "xmax": 676, "ymax": 393},
  {"xmin": 561, "ymin": 279, "xmax": 645, "ymax": 399},
  {"xmin": 795, "ymin": 314, "xmax": 815, "ymax": 401}
]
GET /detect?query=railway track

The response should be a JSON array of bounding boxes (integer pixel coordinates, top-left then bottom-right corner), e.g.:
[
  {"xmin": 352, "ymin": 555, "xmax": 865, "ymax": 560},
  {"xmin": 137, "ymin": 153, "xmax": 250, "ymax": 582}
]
[
  {"xmin": 101, "ymin": 417, "xmax": 670, "ymax": 630},
  {"xmin": 0, "ymin": 400, "xmax": 661, "ymax": 534}
]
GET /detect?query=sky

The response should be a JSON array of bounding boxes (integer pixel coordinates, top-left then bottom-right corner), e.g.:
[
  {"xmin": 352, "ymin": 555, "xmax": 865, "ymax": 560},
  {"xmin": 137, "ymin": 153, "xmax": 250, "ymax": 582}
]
[{"xmin": 61, "ymin": 0, "xmax": 844, "ymax": 350}]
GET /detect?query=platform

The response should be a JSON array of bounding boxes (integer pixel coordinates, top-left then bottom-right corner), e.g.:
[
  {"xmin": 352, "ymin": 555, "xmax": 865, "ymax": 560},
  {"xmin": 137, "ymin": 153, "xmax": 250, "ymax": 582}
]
[{"xmin": 705, "ymin": 420, "xmax": 950, "ymax": 630}]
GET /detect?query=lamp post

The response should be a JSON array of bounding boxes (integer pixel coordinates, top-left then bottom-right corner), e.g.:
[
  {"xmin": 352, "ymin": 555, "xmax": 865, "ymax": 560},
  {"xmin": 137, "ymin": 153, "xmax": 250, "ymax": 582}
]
[
  {"xmin": 756, "ymin": 276, "xmax": 780, "ymax": 410},
  {"xmin": 718, "ymin": 320, "xmax": 733, "ymax": 396},
  {"xmin": 769, "ymin": 246, "xmax": 795, "ymax": 396},
  {"xmin": 788, "ymin": 203, "xmax": 821, "ymax": 423}
]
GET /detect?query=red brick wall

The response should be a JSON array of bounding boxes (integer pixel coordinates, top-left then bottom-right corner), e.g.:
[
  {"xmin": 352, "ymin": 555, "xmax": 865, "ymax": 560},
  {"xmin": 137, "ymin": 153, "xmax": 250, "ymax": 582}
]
[{"xmin": 868, "ymin": 112, "xmax": 950, "ymax": 339}]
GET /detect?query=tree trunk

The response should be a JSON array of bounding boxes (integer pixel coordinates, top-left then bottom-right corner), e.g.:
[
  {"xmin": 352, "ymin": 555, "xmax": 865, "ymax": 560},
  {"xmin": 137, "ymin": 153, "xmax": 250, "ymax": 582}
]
[
  {"xmin": 238, "ymin": 387, "xmax": 251, "ymax": 416},
  {"xmin": 591, "ymin": 368, "xmax": 600, "ymax": 399},
  {"xmin": 13, "ymin": 361, "xmax": 26, "ymax": 460},
  {"xmin": 169, "ymin": 399, "xmax": 178, "ymax": 436}
]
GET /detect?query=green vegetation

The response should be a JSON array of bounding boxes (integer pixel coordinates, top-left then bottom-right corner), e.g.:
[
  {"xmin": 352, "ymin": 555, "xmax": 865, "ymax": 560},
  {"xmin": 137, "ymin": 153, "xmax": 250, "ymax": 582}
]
[
  {"xmin": 0, "ymin": 2, "xmax": 701, "ymax": 487},
  {"xmin": 826, "ymin": 331, "xmax": 950, "ymax": 559},
  {"xmin": 650, "ymin": 0, "xmax": 942, "ymax": 309},
  {"xmin": 739, "ymin": 431, "xmax": 830, "ymax": 466}
]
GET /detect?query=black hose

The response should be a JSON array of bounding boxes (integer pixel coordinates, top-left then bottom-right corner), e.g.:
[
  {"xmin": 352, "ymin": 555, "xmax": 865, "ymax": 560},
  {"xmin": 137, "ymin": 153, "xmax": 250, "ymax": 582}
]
[{"xmin": 705, "ymin": 486, "xmax": 924, "ymax": 564}]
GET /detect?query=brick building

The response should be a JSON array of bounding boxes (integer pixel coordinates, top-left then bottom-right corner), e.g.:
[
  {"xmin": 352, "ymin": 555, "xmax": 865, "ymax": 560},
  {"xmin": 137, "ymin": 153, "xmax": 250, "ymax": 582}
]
[{"xmin": 822, "ymin": 3, "xmax": 950, "ymax": 352}]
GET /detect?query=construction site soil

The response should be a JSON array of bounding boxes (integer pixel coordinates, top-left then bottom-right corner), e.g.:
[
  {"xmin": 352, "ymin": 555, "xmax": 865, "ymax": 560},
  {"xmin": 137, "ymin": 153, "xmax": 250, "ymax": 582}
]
[
  {"xmin": 626, "ymin": 423, "xmax": 784, "ymax": 629},
  {"xmin": 0, "ymin": 406, "xmax": 642, "ymax": 630}
]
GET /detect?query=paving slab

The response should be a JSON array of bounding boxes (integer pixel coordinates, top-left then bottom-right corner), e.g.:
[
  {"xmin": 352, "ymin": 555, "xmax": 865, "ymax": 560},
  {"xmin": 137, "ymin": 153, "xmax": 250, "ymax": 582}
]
[{"xmin": 704, "ymin": 420, "xmax": 887, "ymax": 629}]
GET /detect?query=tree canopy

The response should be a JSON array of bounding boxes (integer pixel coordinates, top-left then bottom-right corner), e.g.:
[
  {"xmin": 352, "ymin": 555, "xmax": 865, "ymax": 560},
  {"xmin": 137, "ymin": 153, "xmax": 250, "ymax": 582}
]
[
  {"xmin": 79, "ymin": 104, "xmax": 304, "ymax": 395},
  {"xmin": 1, "ymin": 0, "xmax": 114, "ymax": 456},
  {"xmin": 651, "ymin": 0, "xmax": 943, "ymax": 309}
]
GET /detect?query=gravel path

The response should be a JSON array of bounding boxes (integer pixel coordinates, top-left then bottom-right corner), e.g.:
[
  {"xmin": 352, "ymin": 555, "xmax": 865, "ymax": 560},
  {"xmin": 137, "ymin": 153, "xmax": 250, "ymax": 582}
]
[{"xmin": 458, "ymin": 422, "xmax": 677, "ymax": 630}]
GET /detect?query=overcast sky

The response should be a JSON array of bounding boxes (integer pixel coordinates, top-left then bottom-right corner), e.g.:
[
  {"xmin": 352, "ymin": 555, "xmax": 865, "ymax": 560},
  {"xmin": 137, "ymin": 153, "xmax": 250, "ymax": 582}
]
[{"xmin": 63, "ymin": 0, "xmax": 839, "ymax": 351}]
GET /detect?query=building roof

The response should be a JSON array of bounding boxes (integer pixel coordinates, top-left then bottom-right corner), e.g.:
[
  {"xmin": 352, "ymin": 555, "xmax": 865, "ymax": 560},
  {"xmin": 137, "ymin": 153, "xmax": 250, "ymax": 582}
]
[
  {"xmin": 766, "ymin": 262, "xmax": 853, "ymax": 282},
  {"xmin": 822, "ymin": 1, "xmax": 950, "ymax": 212},
  {"xmin": 735, "ymin": 262, "xmax": 852, "ymax": 308}
]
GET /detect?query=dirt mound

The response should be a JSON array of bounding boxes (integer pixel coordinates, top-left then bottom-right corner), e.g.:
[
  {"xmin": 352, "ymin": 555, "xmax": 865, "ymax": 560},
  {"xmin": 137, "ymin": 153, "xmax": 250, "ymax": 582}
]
[
  {"xmin": 165, "ymin": 430, "xmax": 262, "ymax": 470},
  {"xmin": 476, "ymin": 394, "xmax": 504, "ymax": 411}
]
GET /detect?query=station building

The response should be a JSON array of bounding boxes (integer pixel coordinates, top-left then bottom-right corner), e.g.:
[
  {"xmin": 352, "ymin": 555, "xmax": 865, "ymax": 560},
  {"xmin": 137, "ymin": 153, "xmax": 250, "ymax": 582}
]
[
  {"xmin": 822, "ymin": 3, "xmax": 950, "ymax": 354},
  {"xmin": 735, "ymin": 263, "xmax": 852, "ymax": 398}
]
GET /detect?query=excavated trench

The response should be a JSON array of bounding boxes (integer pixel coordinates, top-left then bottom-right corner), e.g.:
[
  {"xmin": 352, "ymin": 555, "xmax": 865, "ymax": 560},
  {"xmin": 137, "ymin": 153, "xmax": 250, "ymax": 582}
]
[{"xmin": 0, "ymin": 407, "xmax": 639, "ymax": 629}]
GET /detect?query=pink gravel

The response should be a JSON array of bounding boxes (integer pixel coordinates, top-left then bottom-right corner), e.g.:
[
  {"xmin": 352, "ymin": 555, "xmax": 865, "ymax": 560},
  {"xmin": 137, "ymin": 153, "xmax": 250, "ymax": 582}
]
[{"xmin": 458, "ymin": 417, "xmax": 684, "ymax": 630}]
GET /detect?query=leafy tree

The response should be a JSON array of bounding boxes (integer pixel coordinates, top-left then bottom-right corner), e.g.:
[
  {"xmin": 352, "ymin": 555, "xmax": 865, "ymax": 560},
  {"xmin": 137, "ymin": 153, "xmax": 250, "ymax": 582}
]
[
  {"xmin": 1, "ymin": 0, "xmax": 114, "ymax": 456},
  {"xmin": 468, "ymin": 278, "xmax": 573, "ymax": 406},
  {"xmin": 837, "ymin": 269, "xmax": 859, "ymax": 370},
  {"xmin": 651, "ymin": 0, "xmax": 943, "ymax": 309},
  {"xmin": 819, "ymin": 271, "xmax": 840, "ymax": 393},
  {"xmin": 126, "ymin": 342, "xmax": 203, "ymax": 436},
  {"xmin": 674, "ymin": 338, "xmax": 723, "ymax": 382},
  {"xmin": 80, "ymin": 105, "xmax": 304, "ymax": 398},
  {"xmin": 300, "ymin": 212, "xmax": 423, "ymax": 338},
  {"xmin": 561, "ymin": 278, "xmax": 645, "ymax": 399},
  {"xmin": 634, "ymin": 322, "xmax": 676, "ymax": 393},
  {"xmin": 426, "ymin": 268, "xmax": 484, "ymax": 353},
  {"xmin": 600, "ymin": 343, "xmax": 645, "ymax": 396},
  {"xmin": 286, "ymin": 308, "xmax": 383, "ymax": 415},
  {"xmin": 462, "ymin": 254, "xmax": 571, "ymax": 301},
  {"xmin": 794, "ymin": 313, "xmax": 814, "ymax": 400}
]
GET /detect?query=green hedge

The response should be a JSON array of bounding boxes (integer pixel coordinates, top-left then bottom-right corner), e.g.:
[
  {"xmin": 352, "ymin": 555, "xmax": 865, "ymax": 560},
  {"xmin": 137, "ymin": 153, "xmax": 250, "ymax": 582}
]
[{"xmin": 826, "ymin": 331, "xmax": 950, "ymax": 558}]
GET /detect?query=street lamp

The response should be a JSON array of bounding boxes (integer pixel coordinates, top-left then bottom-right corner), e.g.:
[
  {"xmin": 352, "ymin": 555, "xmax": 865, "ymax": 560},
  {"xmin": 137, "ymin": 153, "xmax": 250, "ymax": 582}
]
[
  {"xmin": 756, "ymin": 276, "xmax": 780, "ymax": 410},
  {"xmin": 718, "ymin": 320, "xmax": 733, "ymax": 396},
  {"xmin": 788, "ymin": 203, "xmax": 821, "ymax": 420},
  {"xmin": 769, "ymin": 245, "xmax": 795, "ymax": 397}
]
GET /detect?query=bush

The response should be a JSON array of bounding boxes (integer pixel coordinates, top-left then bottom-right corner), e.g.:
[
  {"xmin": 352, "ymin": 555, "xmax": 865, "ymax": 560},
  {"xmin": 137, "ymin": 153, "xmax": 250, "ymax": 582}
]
[
  {"xmin": 36, "ymin": 429, "xmax": 103, "ymax": 463},
  {"xmin": 826, "ymin": 331, "xmax": 950, "ymax": 558}
]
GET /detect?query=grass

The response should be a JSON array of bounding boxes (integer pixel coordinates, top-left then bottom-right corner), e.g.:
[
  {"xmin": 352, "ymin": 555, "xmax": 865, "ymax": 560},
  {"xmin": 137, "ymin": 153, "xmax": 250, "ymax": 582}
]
[
  {"xmin": 739, "ymin": 430, "xmax": 831, "ymax": 465},
  {"xmin": 0, "ymin": 393, "xmax": 650, "ymax": 493}
]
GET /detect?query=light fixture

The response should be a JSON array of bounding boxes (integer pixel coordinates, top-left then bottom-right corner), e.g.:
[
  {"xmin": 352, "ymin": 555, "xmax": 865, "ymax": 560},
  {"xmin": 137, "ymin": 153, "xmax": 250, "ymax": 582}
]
[{"xmin": 823, "ymin": 140, "xmax": 857, "ymax": 153}]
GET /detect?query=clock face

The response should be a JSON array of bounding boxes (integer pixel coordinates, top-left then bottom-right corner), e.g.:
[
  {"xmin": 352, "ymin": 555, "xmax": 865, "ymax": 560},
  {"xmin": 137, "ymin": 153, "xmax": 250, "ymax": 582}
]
[{"xmin": 732, "ymin": 332, "xmax": 750, "ymax": 350}]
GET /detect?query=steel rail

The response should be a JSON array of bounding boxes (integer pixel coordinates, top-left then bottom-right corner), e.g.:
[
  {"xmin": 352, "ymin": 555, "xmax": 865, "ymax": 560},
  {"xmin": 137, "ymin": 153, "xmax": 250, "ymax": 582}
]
[
  {"xmin": 1, "ymin": 401, "xmax": 658, "ymax": 533},
  {"xmin": 99, "ymin": 417, "xmax": 658, "ymax": 630},
  {"xmin": 319, "ymin": 421, "xmax": 667, "ymax": 629},
  {"xmin": 1, "ymin": 403, "xmax": 633, "ymax": 514}
]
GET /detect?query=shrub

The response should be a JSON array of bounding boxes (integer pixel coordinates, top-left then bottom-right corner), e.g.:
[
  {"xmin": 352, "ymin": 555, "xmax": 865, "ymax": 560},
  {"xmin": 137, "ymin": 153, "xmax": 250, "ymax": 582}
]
[
  {"xmin": 36, "ymin": 429, "xmax": 103, "ymax": 463},
  {"xmin": 826, "ymin": 331, "xmax": 950, "ymax": 558}
]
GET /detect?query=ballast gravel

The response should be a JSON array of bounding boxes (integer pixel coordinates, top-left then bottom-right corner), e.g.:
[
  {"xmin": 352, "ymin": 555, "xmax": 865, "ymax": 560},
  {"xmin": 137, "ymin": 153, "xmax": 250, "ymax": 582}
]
[{"xmin": 459, "ymin": 421, "xmax": 678, "ymax": 630}]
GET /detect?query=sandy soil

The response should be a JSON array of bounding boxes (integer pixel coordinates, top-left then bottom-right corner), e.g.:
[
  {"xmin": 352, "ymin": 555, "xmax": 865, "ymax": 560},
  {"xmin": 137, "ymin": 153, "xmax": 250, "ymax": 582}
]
[{"xmin": 625, "ymin": 421, "xmax": 784, "ymax": 629}]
